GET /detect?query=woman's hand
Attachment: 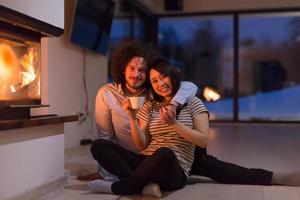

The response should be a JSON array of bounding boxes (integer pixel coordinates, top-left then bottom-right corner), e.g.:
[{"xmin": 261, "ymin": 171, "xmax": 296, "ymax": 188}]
[
  {"xmin": 160, "ymin": 102, "xmax": 179, "ymax": 124},
  {"xmin": 122, "ymin": 98, "xmax": 138, "ymax": 120},
  {"xmin": 160, "ymin": 106, "xmax": 176, "ymax": 125}
]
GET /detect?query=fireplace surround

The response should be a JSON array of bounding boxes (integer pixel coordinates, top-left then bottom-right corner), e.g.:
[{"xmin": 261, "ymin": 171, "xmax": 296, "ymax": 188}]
[
  {"xmin": 0, "ymin": 5, "xmax": 63, "ymax": 120},
  {"xmin": 0, "ymin": 24, "xmax": 42, "ymax": 120},
  {"xmin": 0, "ymin": 3, "xmax": 78, "ymax": 199}
]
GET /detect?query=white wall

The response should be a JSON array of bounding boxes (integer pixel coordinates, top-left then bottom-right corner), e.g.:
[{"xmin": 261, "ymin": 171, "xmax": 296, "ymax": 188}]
[
  {"xmin": 142, "ymin": 0, "xmax": 300, "ymax": 13},
  {"xmin": 0, "ymin": 0, "xmax": 64, "ymax": 28},
  {"xmin": 45, "ymin": 35, "xmax": 107, "ymax": 149},
  {"xmin": 0, "ymin": 125, "xmax": 64, "ymax": 200},
  {"xmin": 44, "ymin": 0, "xmax": 108, "ymax": 148}
]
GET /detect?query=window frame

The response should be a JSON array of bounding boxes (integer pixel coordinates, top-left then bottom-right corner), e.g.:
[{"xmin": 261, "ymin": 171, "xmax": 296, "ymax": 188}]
[{"xmin": 154, "ymin": 7, "xmax": 300, "ymax": 123}]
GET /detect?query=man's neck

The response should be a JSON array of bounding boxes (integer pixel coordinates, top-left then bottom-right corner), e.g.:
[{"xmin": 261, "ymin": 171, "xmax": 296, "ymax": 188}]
[{"xmin": 123, "ymin": 85, "xmax": 144, "ymax": 96}]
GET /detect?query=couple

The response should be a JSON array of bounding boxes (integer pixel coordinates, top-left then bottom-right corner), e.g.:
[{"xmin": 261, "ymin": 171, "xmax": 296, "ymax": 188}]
[{"xmin": 86, "ymin": 41, "xmax": 299, "ymax": 197}]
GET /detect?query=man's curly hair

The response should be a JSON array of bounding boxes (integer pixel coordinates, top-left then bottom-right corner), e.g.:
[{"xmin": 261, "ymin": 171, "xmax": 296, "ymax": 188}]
[{"xmin": 110, "ymin": 40, "xmax": 159, "ymax": 85}]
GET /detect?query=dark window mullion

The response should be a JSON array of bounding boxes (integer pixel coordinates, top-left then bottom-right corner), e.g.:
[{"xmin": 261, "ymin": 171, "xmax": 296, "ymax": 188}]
[
  {"xmin": 233, "ymin": 14, "xmax": 239, "ymax": 122},
  {"xmin": 144, "ymin": 15, "xmax": 158, "ymax": 44},
  {"xmin": 129, "ymin": 15, "xmax": 134, "ymax": 38}
]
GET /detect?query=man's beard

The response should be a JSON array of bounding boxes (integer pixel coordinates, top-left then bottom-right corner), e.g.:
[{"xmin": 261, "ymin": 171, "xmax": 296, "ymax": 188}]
[{"xmin": 126, "ymin": 80, "xmax": 144, "ymax": 90}]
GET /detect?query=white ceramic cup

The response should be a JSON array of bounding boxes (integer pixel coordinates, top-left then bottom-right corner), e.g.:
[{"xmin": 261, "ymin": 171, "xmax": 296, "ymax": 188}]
[{"xmin": 129, "ymin": 96, "xmax": 145, "ymax": 109}]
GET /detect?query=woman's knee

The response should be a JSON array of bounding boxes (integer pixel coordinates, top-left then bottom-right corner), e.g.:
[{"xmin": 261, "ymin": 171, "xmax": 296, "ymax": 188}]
[
  {"xmin": 90, "ymin": 139, "xmax": 112, "ymax": 158},
  {"xmin": 153, "ymin": 147, "xmax": 176, "ymax": 163}
]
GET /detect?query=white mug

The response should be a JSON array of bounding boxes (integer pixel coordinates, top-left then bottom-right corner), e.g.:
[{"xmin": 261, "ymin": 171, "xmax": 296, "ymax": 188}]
[{"xmin": 129, "ymin": 96, "xmax": 145, "ymax": 109}]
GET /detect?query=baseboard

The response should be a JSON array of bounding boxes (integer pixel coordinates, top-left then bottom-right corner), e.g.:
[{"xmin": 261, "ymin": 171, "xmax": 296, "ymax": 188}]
[{"xmin": 6, "ymin": 176, "xmax": 67, "ymax": 200}]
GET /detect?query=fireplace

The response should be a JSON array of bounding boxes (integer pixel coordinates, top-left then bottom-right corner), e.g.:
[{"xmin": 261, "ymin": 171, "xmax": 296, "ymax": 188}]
[
  {"xmin": 0, "ymin": 5, "xmax": 63, "ymax": 120},
  {"xmin": 0, "ymin": 30, "xmax": 42, "ymax": 119}
]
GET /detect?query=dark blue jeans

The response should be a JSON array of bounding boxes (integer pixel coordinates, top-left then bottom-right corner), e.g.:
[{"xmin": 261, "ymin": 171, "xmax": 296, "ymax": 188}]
[
  {"xmin": 91, "ymin": 139, "xmax": 187, "ymax": 194},
  {"xmin": 190, "ymin": 146, "xmax": 273, "ymax": 185}
]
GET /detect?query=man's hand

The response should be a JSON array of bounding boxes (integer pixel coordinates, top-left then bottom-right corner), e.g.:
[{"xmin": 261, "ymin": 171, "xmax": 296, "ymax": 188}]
[{"xmin": 160, "ymin": 103, "xmax": 178, "ymax": 124}]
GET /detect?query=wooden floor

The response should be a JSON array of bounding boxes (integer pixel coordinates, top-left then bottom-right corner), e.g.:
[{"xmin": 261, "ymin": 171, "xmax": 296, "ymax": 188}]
[{"xmin": 40, "ymin": 123, "xmax": 300, "ymax": 200}]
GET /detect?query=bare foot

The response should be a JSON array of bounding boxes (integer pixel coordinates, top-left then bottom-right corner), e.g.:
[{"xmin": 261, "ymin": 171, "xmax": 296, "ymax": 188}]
[{"xmin": 77, "ymin": 172, "xmax": 103, "ymax": 182}]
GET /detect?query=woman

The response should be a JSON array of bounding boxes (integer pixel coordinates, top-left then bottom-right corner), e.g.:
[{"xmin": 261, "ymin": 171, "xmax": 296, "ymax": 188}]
[{"xmin": 87, "ymin": 58, "xmax": 209, "ymax": 197}]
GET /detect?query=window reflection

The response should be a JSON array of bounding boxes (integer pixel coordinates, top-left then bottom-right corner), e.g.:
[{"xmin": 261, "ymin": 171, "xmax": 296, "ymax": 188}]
[
  {"xmin": 239, "ymin": 13, "xmax": 300, "ymax": 121},
  {"xmin": 110, "ymin": 18, "xmax": 131, "ymax": 47},
  {"xmin": 159, "ymin": 16, "xmax": 234, "ymax": 120}
]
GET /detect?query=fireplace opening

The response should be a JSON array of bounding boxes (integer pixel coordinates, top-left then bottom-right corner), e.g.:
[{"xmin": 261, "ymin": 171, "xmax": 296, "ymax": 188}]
[
  {"xmin": 0, "ymin": 33, "xmax": 41, "ymax": 104},
  {"xmin": 0, "ymin": 18, "xmax": 47, "ymax": 121},
  {"xmin": 0, "ymin": 28, "xmax": 44, "ymax": 120}
]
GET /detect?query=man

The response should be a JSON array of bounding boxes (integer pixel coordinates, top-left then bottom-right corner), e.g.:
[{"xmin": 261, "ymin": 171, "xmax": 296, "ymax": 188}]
[{"xmin": 84, "ymin": 40, "xmax": 300, "ymax": 187}]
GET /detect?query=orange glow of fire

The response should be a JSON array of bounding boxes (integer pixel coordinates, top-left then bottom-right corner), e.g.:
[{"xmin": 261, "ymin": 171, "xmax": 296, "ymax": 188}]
[
  {"xmin": 20, "ymin": 48, "xmax": 37, "ymax": 87},
  {"xmin": 0, "ymin": 44, "xmax": 38, "ymax": 99},
  {"xmin": 203, "ymin": 86, "xmax": 221, "ymax": 102},
  {"xmin": 0, "ymin": 44, "xmax": 19, "ymax": 99},
  {"xmin": 0, "ymin": 44, "xmax": 18, "ymax": 83},
  {"xmin": 10, "ymin": 85, "xmax": 16, "ymax": 93}
]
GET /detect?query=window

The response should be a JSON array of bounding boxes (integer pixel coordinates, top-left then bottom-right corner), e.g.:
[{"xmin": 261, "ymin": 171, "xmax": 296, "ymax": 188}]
[
  {"xmin": 159, "ymin": 16, "xmax": 234, "ymax": 120},
  {"xmin": 110, "ymin": 18, "xmax": 131, "ymax": 48},
  {"xmin": 239, "ymin": 13, "xmax": 300, "ymax": 121}
]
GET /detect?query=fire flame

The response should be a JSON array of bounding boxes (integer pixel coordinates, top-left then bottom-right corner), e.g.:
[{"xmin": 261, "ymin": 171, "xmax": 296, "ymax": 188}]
[
  {"xmin": 0, "ymin": 44, "xmax": 18, "ymax": 82},
  {"xmin": 20, "ymin": 48, "xmax": 37, "ymax": 87},
  {"xmin": 10, "ymin": 85, "xmax": 16, "ymax": 93},
  {"xmin": 203, "ymin": 86, "xmax": 221, "ymax": 102},
  {"xmin": 0, "ymin": 44, "xmax": 38, "ymax": 100},
  {"xmin": 0, "ymin": 44, "xmax": 18, "ymax": 98}
]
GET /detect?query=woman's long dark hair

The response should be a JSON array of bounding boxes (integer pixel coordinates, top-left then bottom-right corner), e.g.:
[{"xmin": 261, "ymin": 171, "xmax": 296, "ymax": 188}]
[{"xmin": 147, "ymin": 58, "xmax": 181, "ymax": 102}]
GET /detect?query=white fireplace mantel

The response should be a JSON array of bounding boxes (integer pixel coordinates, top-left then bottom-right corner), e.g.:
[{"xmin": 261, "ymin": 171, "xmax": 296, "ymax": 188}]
[{"xmin": 0, "ymin": 116, "xmax": 76, "ymax": 200}]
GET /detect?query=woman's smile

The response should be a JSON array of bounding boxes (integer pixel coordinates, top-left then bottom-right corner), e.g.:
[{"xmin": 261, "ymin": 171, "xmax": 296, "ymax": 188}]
[
  {"xmin": 159, "ymin": 85, "xmax": 170, "ymax": 93},
  {"xmin": 150, "ymin": 69, "xmax": 173, "ymax": 99}
]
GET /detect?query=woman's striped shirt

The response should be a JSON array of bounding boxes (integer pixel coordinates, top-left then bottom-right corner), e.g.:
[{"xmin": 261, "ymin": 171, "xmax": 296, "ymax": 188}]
[{"xmin": 137, "ymin": 96, "xmax": 208, "ymax": 177}]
